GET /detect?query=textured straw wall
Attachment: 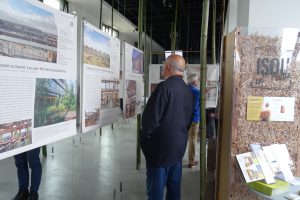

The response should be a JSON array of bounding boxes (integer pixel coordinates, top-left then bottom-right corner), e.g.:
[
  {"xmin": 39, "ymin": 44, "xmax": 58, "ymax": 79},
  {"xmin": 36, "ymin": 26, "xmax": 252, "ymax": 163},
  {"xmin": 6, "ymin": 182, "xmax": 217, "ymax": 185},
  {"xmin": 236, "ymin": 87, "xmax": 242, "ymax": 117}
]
[{"xmin": 228, "ymin": 28, "xmax": 300, "ymax": 200}]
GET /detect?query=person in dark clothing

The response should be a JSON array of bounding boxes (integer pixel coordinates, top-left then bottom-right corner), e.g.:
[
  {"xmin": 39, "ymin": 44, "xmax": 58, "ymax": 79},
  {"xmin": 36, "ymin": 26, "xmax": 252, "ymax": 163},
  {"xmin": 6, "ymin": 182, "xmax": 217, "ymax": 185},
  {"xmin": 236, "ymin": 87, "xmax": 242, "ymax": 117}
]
[
  {"xmin": 12, "ymin": 148, "xmax": 42, "ymax": 200},
  {"xmin": 141, "ymin": 54, "xmax": 194, "ymax": 200}
]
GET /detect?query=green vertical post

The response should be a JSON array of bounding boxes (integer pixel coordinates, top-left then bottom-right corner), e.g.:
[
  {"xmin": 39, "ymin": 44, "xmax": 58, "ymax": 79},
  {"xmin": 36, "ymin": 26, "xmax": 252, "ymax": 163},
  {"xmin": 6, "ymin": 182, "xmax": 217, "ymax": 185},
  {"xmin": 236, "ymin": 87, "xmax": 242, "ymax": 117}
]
[
  {"xmin": 171, "ymin": 0, "xmax": 179, "ymax": 51},
  {"xmin": 99, "ymin": 0, "xmax": 103, "ymax": 29},
  {"xmin": 136, "ymin": 0, "xmax": 144, "ymax": 170},
  {"xmin": 200, "ymin": 0, "xmax": 210, "ymax": 199},
  {"xmin": 111, "ymin": 0, "xmax": 114, "ymax": 36},
  {"xmin": 212, "ymin": 0, "xmax": 216, "ymax": 64}
]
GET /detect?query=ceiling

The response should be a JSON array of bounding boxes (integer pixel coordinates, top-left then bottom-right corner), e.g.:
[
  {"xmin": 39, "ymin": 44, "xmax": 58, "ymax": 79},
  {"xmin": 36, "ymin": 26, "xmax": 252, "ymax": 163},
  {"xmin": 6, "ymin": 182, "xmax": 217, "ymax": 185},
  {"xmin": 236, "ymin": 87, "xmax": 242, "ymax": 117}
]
[{"xmin": 104, "ymin": 0, "xmax": 228, "ymax": 63}]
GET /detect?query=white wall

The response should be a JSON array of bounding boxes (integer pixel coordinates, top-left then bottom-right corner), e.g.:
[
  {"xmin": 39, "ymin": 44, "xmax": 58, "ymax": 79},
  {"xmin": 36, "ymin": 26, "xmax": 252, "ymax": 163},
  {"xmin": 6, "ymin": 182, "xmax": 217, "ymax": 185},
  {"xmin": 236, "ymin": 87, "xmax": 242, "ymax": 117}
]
[
  {"xmin": 225, "ymin": 0, "xmax": 300, "ymax": 34},
  {"xmin": 68, "ymin": 0, "xmax": 164, "ymax": 53},
  {"xmin": 248, "ymin": 0, "xmax": 300, "ymax": 28}
]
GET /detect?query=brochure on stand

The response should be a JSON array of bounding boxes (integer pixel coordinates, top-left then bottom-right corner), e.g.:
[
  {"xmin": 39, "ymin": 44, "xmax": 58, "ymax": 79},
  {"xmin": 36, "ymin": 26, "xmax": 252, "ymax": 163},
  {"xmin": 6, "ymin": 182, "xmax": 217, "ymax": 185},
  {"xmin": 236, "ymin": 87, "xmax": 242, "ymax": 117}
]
[{"xmin": 236, "ymin": 143, "xmax": 294, "ymax": 183}]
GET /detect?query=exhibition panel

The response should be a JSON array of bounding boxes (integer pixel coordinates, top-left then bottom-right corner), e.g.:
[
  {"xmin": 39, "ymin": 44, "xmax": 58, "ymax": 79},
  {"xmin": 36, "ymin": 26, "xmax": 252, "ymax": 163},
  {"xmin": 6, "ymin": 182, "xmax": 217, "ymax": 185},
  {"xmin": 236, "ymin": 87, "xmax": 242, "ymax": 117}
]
[
  {"xmin": 81, "ymin": 21, "xmax": 121, "ymax": 133},
  {"xmin": 148, "ymin": 64, "xmax": 220, "ymax": 108},
  {"xmin": 122, "ymin": 43, "xmax": 144, "ymax": 119},
  {"xmin": 0, "ymin": 0, "xmax": 77, "ymax": 160}
]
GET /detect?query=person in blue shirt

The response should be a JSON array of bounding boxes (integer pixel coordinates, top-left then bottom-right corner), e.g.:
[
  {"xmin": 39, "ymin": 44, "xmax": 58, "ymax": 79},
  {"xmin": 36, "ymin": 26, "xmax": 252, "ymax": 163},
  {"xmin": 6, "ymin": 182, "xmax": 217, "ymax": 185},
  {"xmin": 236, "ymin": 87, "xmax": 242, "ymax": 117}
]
[
  {"xmin": 141, "ymin": 54, "xmax": 194, "ymax": 200},
  {"xmin": 187, "ymin": 74, "xmax": 200, "ymax": 168}
]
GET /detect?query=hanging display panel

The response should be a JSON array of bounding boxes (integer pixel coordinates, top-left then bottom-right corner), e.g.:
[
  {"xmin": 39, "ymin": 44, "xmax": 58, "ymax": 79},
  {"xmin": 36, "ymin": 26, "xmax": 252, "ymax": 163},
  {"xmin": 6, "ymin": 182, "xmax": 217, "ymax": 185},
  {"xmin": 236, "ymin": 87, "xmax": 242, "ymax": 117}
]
[
  {"xmin": 81, "ymin": 21, "xmax": 121, "ymax": 133},
  {"xmin": 123, "ymin": 43, "xmax": 144, "ymax": 119},
  {"xmin": 148, "ymin": 64, "xmax": 219, "ymax": 108},
  {"xmin": 0, "ymin": 0, "xmax": 77, "ymax": 160}
]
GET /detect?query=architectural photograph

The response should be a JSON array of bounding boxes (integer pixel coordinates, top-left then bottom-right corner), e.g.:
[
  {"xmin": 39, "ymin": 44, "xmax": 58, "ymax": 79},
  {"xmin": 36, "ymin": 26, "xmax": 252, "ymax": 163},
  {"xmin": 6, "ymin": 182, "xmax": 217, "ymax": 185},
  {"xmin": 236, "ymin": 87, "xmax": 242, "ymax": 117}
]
[
  {"xmin": 85, "ymin": 108, "xmax": 100, "ymax": 127},
  {"xmin": 131, "ymin": 48, "xmax": 143, "ymax": 74},
  {"xmin": 101, "ymin": 78, "xmax": 119, "ymax": 109},
  {"xmin": 34, "ymin": 78, "xmax": 77, "ymax": 128},
  {"xmin": 125, "ymin": 79, "xmax": 136, "ymax": 118},
  {"xmin": 83, "ymin": 24, "xmax": 110, "ymax": 68},
  {"xmin": 0, "ymin": 0, "xmax": 58, "ymax": 63},
  {"xmin": 0, "ymin": 119, "xmax": 32, "ymax": 153}
]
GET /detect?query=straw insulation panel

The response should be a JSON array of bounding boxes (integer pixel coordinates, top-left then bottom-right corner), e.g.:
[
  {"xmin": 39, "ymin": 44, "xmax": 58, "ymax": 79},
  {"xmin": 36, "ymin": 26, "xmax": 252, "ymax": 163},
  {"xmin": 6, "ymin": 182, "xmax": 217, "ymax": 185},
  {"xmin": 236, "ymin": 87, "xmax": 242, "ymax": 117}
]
[{"xmin": 218, "ymin": 27, "xmax": 300, "ymax": 200}]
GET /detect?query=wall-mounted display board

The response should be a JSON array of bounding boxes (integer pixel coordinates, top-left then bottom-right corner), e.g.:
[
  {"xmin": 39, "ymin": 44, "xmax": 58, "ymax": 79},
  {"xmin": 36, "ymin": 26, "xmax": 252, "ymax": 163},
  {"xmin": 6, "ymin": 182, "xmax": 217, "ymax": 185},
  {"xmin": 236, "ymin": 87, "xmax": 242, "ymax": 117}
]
[
  {"xmin": 122, "ymin": 43, "xmax": 144, "ymax": 119},
  {"xmin": 148, "ymin": 64, "xmax": 219, "ymax": 108},
  {"xmin": 81, "ymin": 21, "xmax": 121, "ymax": 133},
  {"xmin": 0, "ymin": 0, "xmax": 77, "ymax": 160},
  {"xmin": 216, "ymin": 27, "xmax": 300, "ymax": 200}
]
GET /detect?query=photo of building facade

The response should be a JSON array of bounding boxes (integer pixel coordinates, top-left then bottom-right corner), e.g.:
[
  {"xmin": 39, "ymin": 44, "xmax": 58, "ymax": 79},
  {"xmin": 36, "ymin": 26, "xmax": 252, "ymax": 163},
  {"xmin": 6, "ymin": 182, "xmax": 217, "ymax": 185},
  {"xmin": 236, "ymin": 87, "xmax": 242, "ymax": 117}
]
[
  {"xmin": 101, "ymin": 78, "xmax": 119, "ymax": 109},
  {"xmin": 131, "ymin": 48, "xmax": 143, "ymax": 74},
  {"xmin": 34, "ymin": 79, "xmax": 77, "ymax": 128},
  {"xmin": 0, "ymin": 0, "xmax": 58, "ymax": 63},
  {"xmin": 0, "ymin": 119, "xmax": 32, "ymax": 153},
  {"xmin": 125, "ymin": 80, "xmax": 136, "ymax": 118},
  {"xmin": 85, "ymin": 108, "xmax": 100, "ymax": 127},
  {"xmin": 83, "ymin": 24, "xmax": 110, "ymax": 68}
]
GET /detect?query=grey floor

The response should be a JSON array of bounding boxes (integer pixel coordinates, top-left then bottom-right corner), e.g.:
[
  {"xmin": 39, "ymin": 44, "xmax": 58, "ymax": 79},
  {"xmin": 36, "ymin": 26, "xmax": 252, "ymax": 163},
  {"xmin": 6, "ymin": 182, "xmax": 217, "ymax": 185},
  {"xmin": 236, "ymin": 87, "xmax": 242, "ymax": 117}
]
[{"xmin": 0, "ymin": 118, "xmax": 201, "ymax": 200}]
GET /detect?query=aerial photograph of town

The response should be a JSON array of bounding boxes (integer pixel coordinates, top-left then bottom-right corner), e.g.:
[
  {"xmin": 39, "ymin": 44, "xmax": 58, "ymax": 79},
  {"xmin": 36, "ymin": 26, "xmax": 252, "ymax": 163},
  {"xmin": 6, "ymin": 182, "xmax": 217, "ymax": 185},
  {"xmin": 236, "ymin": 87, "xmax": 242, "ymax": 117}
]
[
  {"xmin": 0, "ymin": 0, "xmax": 58, "ymax": 63},
  {"xmin": 83, "ymin": 24, "xmax": 110, "ymax": 68}
]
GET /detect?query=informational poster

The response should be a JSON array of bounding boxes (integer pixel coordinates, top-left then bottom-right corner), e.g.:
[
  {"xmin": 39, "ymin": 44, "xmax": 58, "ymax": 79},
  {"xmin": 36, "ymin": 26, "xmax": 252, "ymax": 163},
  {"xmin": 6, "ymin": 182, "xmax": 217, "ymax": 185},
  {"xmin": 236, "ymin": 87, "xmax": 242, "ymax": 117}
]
[
  {"xmin": 81, "ymin": 21, "xmax": 121, "ymax": 133},
  {"xmin": 186, "ymin": 64, "xmax": 219, "ymax": 108},
  {"xmin": 247, "ymin": 96, "xmax": 295, "ymax": 122},
  {"xmin": 0, "ymin": 0, "xmax": 77, "ymax": 160},
  {"xmin": 148, "ymin": 64, "xmax": 220, "ymax": 108},
  {"xmin": 123, "ymin": 43, "xmax": 144, "ymax": 119}
]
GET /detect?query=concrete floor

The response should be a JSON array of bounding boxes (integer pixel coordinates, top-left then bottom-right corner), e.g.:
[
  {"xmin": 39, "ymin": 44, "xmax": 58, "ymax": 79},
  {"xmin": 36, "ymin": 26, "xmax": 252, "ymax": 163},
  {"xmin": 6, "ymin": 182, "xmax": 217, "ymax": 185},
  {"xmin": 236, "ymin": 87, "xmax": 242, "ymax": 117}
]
[{"xmin": 0, "ymin": 118, "xmax": 201, "ymax": 200}]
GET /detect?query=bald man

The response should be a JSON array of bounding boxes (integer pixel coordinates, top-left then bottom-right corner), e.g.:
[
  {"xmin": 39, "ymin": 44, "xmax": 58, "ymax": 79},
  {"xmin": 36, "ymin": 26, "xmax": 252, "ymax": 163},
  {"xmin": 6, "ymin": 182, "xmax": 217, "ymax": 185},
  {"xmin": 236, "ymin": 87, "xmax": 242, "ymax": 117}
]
[{"xmin": 141, "ymin": 55, "xmax": 194, "ymax": 200}]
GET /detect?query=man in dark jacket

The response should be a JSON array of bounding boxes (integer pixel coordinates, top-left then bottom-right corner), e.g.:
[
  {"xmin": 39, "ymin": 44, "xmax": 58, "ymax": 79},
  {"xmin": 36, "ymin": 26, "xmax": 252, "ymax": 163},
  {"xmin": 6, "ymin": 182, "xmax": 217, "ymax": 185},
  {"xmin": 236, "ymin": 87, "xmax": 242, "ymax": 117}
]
[{"xmin": 141, "ymin": 54, "xmax": 194, "ymax": 200}]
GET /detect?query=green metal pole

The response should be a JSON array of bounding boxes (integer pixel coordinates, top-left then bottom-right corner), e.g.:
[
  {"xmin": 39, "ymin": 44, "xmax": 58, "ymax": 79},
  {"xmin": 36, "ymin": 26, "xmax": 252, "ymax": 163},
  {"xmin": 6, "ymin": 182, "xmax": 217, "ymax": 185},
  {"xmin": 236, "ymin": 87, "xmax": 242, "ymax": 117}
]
[
  {"xmin": 171, "ymin": 0, "xmax": 179, "ymax": 51},
  {"xmin": 170, "ymin": 22, "xmax": 175, "ymax": 51},
  {"xmin": 136, "ymin": 0, "xmax": 143, "ymax": 170},
  {"xmin": 212, "ymin": 0, "xmax": 216, "ymax": 64},
  {"xmin": 111, "ymin": 0, "xmax": 114, "ymax": 36},
  {"xmin": 99, "ymin": 0, "xmax": 103, "ymax": 29},
  {"xmin": 200, "ymin": 0, "xmax": 210, "ymax": 199}
]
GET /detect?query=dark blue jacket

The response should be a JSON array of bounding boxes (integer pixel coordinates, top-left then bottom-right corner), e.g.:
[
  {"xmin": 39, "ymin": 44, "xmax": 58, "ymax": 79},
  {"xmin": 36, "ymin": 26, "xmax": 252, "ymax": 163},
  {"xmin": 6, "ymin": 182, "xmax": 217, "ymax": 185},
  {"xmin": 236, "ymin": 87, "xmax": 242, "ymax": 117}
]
[{"xmin": 141, "ymin": 75, "xmax": 194, "ymax": 167}]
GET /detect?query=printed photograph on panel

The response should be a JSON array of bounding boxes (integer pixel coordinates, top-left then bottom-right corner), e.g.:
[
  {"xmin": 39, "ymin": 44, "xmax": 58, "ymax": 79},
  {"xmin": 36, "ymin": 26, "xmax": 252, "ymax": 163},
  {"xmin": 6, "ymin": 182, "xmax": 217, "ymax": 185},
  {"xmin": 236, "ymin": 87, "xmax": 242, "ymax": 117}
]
[
  {"xmin": 0, "ymin": 119, "xmax": 32, "ymax": 153},
  {"xmin": 85, "ymin": 108, "xmax": 100, "ymax": 127},
  {"xmin": 132, "ymin": 48, "xmax": 143, "ymax": 74},
  {"xmin": 101, "ymin": 78, "xmax": 119, "ymax": 109},
  {"xmin": 0, "ymin": 0, "xmax": 58, "ymax": 63},
  {"xmin": 159, "ymin": 65, "xmax": 164, "ymax": 80},
  {"xmin": 125, "ymin": 80, "xmax": 136, "ymax": 118},
  {"xmin": 34, "ymin": 79, "xmax": 77, "ymax": 128},
  {"xmin": 83, "ymin": 25, "xmax": 110, "ymax": 68},
  {"xmin": 205, "ymin": 87, "xmax": 217, "ymax": 101}
]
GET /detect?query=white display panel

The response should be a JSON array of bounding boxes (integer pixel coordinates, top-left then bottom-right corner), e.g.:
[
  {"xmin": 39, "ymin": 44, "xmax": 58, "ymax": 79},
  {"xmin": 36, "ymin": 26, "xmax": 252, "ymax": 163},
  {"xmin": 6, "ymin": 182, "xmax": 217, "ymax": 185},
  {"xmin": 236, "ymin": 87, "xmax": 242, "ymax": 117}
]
[
  {"xmin": 81, "ymin": 21, "xmax": 121, "ymax": 133},
  {"xmin": 123, "ymin": 43, "xmax": 144, "ymax": 119},
  {"xmin": 148, "ymin": 64, "xmax": 219, "ymax": 108},
  {"xmin": 186, "ymin": 64, "xmax": 219, "ymax": 108},
  {"xmin": 0, "ymin": 0, "xmax": 77, "ymax": 160}
]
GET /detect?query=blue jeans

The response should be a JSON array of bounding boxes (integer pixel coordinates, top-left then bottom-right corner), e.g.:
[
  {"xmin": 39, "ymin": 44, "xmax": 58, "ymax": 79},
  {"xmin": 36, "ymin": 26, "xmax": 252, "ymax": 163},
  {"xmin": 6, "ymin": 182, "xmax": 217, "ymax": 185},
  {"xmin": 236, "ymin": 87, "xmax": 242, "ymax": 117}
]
[
  {"xmin": 14, "ymin": 148, "xmax": 42, "ymax": 192},
  {"xmin": 146, "ymin": 162, "xmax": 182, "ymax": 200}
]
